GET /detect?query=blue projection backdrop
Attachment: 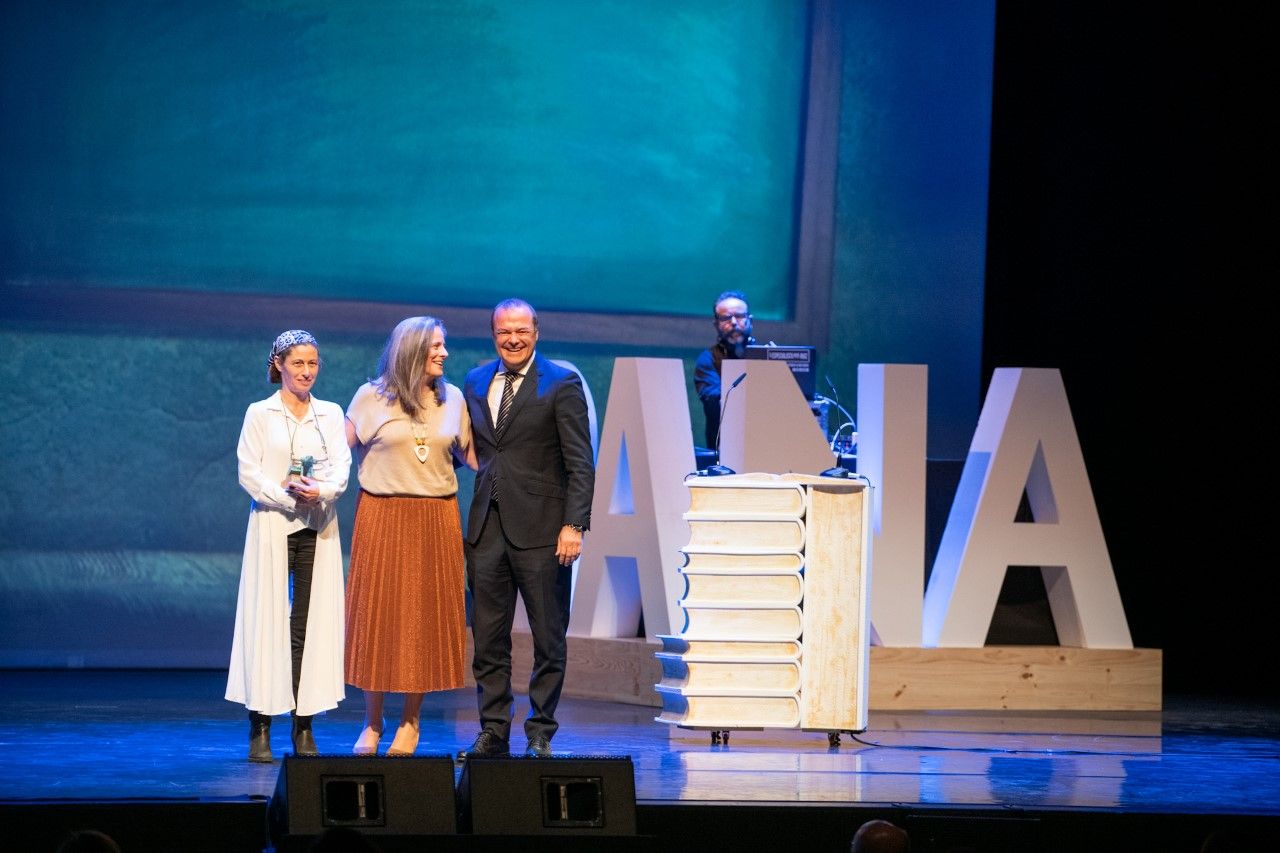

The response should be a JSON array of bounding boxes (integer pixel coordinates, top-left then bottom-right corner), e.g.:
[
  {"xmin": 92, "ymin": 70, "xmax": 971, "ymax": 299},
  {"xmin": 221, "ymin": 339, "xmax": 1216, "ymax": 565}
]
[
  {"xmin": 0, "ymin": 1, "xmax": 995, "ymax": 668},
  {"xmin": 0, "ymin": 0, "xmax": 806, "ymax": 319}
]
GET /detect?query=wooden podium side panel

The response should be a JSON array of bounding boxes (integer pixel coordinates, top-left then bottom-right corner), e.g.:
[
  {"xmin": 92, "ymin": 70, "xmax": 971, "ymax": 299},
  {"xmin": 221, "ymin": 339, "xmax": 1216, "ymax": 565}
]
[
  {"xmin": 681, "ymin": 572, "xmax": 803, "ymax": 606},
  {"xmin": 679, "ymin": 551, "xmax": 804, "ymax": 574},
  {"xmin": 686, "ymin": 481, "xmax": 806, "ymax": 516},
  {"xmin": 799, "ymin": 485, "xmax": 870, "ymax": 731},
  {"xmin": 686, "ymin": 518, "xmax": 806, "ymax": 551},
  {"xmin": 656, "ymin": 636, "xmax": 801, "ymax": 661},
  {"xmin": 681, "ymin": 606, "xmax": 804, "ymax": 640},
  {"xmin": 655, "ymin": 692, "xmax": 801, "ymax": 728},
  {"xmin": 658, "ymin": 658, "xmax": 802, "ymax": 692}
]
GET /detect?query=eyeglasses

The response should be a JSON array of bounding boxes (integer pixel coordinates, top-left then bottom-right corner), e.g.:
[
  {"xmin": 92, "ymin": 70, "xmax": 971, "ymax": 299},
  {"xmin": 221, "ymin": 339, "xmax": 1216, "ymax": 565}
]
[
  {"xmin": 494, "ymin": 328, "xmax": 536, "ymax": 339},
  {"xmin": 715, "ymin": 312, "xmax": 750, "ymax": 324}
]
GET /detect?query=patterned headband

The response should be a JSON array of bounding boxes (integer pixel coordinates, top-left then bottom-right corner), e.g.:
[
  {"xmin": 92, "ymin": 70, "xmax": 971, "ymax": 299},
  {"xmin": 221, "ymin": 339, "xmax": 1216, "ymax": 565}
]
[{"xmin": 269, "ymin": 329, "xmax": 318, "ymax": 368}]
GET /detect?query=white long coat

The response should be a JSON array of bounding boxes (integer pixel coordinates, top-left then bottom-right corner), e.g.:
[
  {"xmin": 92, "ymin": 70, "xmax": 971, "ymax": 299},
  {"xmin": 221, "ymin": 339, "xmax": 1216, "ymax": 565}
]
[{"xmin": 225, "ymin": 392, "xmax": 351, "ymax": 716}]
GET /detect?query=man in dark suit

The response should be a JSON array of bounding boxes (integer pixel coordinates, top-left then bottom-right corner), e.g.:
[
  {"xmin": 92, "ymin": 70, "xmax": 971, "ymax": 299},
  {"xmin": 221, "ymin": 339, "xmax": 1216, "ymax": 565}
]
[{"xmin": 458, "ymin": 298, "xmax": 595, "ymax": 759}]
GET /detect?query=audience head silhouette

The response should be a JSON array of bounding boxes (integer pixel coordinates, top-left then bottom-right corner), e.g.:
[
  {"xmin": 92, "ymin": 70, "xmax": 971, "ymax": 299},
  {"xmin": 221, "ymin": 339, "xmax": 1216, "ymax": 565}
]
[
  {"xmin": 851, "ymin": 818, "xmax": 911, "ymax": 853},
  {"xmin": 55, "ymin": 830, "xmax": 122, "ymax": 853},
  {"xmin": 309, "ymin": 826, "xmax": 382, "ymax": 852}
]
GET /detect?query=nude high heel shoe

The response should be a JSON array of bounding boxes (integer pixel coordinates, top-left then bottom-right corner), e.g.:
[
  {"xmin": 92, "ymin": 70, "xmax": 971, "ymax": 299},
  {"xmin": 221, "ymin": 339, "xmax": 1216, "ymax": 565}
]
[
  {"xmin": 352, "ymin": 720, "xmax": 383, "ymax": 756},
  {"xmin": 386, "ymin": 721, "xmax": 420, "ymax": 757}
]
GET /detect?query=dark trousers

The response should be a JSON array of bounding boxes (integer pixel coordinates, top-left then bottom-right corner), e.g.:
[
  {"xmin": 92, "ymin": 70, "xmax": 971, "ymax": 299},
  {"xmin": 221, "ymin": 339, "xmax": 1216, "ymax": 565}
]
[
  {"xmin": 466, "ymin": 502, "xmax": 571, "ymax": 742},
  {"xmin": 287, "ymin": 528, "xmax": 317, "ymax": 705}
]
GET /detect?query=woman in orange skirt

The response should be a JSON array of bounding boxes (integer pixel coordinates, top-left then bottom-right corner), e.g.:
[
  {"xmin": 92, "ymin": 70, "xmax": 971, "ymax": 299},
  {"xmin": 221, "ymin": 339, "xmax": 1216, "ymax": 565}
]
[{"xmin": 344, "ymin": 316, "xmax": 475, "ymax": 755}]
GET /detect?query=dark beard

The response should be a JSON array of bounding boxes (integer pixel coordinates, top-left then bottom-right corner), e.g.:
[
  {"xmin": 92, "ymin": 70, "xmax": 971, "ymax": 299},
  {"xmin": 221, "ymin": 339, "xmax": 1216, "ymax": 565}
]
[{"xmin": 720, "ymin": 326, "xmax": 753, "ymax": 359}]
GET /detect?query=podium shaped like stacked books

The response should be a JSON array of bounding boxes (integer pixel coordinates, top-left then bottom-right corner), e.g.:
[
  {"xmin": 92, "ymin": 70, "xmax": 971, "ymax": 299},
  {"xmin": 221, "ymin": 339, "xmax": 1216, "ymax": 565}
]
[{"xmin": 655, "ymin": 473, "xmax": 872, "ymax": 745}]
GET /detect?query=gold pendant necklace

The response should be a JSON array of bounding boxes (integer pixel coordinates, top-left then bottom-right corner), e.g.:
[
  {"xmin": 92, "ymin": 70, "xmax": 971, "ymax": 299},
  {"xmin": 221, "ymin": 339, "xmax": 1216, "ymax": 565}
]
[{"xmin": 411, "ymin": 420, "xmax": 429, "ymax": 463}]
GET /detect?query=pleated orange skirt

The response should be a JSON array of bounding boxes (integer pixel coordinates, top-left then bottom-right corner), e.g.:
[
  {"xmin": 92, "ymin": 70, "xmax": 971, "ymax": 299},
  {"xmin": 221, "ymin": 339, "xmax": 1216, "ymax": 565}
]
[{"xmin": 344, "ymin": 491, "xmax": 467, "ymax": 693}]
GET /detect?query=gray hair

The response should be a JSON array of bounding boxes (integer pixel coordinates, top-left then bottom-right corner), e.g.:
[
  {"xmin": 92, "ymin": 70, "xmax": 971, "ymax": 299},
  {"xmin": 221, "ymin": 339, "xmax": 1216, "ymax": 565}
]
[{"xmin": 372, "ymin": 316, "xmax": 447, "ymax": 418}]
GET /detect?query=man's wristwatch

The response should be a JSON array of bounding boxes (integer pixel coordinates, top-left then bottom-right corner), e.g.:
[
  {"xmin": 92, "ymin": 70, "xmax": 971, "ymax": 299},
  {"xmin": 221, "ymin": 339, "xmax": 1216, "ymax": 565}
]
[{"xmin": 567, "ymin": 523, "xmax": 586, "ymax": 533}]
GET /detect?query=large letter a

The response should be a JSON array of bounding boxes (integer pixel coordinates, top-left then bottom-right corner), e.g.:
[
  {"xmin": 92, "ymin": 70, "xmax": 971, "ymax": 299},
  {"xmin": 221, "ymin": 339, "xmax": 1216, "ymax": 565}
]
[
  {"xmin": 923, "ymin": 368, "xmax": 1133, "ymax": 648},
  {"xmin": 568, "ymin": 358, "xmax": 695, "ymax": 639}
]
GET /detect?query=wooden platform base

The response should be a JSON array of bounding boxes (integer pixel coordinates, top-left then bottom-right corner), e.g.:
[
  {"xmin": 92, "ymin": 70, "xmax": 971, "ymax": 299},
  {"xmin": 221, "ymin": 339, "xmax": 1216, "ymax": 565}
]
[{"xmin": 465, "ymin": 634, "xmax": 1162, "ymax": 712}]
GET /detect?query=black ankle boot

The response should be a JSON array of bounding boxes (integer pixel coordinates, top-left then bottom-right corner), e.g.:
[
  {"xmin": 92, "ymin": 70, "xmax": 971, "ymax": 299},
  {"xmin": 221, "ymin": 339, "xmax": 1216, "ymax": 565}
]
[
  {"xmin": 292, "ymin": 712, "xmax": 318, "ymax": 756},
  {"xmin": 248, "ymin": 711, "xmax": 273, "ymax": 763}
]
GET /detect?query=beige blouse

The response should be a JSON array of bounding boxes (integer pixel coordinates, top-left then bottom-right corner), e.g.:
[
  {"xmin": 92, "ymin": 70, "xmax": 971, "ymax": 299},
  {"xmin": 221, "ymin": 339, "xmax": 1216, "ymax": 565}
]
[{"xmin": 346, "ymin": 380, "xmax": 472, "ymax": 497}]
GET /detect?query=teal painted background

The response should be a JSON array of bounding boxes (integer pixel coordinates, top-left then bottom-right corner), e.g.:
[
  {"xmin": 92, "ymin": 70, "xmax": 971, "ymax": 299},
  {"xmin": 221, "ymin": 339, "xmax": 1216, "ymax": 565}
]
[
  {"xmin": 0, "ymin": 0, "xmax": 995, "ymax": 666},
  {"xmin": 0, "ymin": 0, "xmax": 805, "ymax": 319},
  {"xmin": 825, "ymin": 0, "xmax": 993, "ymax": 457},
  {"xmin": 0, "ymin": 326, "xmax": 706, "ymax": 665}
]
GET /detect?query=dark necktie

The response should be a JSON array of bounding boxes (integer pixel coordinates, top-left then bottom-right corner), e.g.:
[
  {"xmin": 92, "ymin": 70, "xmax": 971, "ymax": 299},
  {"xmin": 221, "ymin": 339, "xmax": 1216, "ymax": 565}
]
[
  {"xmin": 495, "ymin": 369, "xmax": 518, "ymax": 435},
  {"xmin": 491, "ymin": 370, "xmax": 518, "ymax": 501}
]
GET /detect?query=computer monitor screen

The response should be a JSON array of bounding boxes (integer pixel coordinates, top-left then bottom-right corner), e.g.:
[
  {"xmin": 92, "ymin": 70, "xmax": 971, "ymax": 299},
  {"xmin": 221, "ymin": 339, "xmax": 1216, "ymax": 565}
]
[{"xmin": 744, "ymin": 345, "xmax": 817, "ymax": 400}]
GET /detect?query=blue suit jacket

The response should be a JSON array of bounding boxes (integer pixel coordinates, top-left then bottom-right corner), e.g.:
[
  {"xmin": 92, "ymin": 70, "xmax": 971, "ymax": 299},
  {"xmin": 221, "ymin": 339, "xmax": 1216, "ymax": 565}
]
[{"xmin": 462, "ymin": 353, "xmax": 595, "ymax": 549}]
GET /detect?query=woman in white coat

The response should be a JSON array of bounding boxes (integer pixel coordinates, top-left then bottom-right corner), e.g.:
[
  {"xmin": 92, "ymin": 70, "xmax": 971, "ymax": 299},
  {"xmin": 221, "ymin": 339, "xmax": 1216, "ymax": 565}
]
[{"xmin": 226, "ymin": 330, "xmax": 351, "ymax": 762}]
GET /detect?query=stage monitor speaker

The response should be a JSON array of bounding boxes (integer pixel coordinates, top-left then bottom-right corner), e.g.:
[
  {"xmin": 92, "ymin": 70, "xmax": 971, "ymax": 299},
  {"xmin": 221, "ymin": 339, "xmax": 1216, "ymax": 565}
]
[
  {"xmin": 268, "ymin": 754, "xmax": 457, "ymax": 845},
  {"xmin": 458, "ymin": 755, "xmax": 637, "ymax": 836}
]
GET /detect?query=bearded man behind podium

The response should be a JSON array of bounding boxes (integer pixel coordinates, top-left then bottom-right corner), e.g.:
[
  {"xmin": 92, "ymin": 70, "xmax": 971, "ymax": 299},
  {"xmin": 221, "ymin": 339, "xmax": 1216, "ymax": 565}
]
[
  {"xmin": 693, "ymin": 290, "xmax": 756, "ymax": 449},
  {"xmin": 457, "ymin": 298, "xmax": 595, "ymax": 760}
]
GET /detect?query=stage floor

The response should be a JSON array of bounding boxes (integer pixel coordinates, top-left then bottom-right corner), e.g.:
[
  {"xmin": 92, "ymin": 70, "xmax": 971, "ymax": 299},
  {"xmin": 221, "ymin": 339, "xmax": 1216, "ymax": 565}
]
[{"xmin": 2, "ymin": 670, "xmax": 1278, "ymax": 851}]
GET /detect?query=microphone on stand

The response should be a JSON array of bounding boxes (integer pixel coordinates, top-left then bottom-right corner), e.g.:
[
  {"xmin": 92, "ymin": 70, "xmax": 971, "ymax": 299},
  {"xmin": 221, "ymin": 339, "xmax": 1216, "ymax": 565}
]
[
  {"xmin": 820, "ymin": 456, "xmax": 853, "ymax": 479},
  {"xmin": 694, "ymin": 371, "xmax": 746, "ymax": 478},
  {"xmin": 820, "ymin": 374, "xmax": 855, "ymax": 479}
]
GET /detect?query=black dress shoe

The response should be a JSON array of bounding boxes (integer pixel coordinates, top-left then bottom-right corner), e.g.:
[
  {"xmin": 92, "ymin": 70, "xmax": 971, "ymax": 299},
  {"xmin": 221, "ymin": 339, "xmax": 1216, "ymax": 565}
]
[
  {"xmin": 457, "ymin": 730, "xmax": 509, "ymax": 760},
  {"xmin": 525, "ymin": 734, "xmax": 552, "ymax": 758}
]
